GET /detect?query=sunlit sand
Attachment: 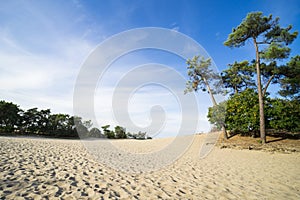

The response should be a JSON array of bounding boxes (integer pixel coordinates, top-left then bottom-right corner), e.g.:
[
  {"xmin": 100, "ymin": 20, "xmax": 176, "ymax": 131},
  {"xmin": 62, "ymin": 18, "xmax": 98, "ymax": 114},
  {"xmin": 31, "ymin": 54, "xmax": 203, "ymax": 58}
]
[{"xmin": 0, "ymin": 134, "xmax": 299, "ymax": 199}]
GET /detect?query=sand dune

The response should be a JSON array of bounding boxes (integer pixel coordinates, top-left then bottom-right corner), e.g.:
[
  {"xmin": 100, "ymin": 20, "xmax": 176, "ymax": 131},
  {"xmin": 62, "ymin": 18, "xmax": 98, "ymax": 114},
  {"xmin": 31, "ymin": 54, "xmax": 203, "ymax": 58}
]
[{"xmin": 0, "ymin": 134, "xmax": 299, "ymax": 199}]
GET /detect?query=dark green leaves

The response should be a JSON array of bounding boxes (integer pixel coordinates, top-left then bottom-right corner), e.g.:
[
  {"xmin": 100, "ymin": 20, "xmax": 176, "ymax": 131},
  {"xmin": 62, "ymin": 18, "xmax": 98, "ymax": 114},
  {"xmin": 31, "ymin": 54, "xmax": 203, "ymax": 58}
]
[
  {"xmin": 207, "ymin": 90, "xmax": 300, "ymax": 134},
  {"xmin": 207, "ymin": 101, "xmax": 227, "ymax": 130},
  {"xmin": 268, "ymin": 98, "xmax": 300, "ymax": 132},
  {"xmin": 264, "ymin": 25, "xmax": 298, "ymax": 45},
  {"xmin": 224, "ymin": 11, "xmax": 297, "ymax": 52},
  {"xmin": 278, "ymin": 55, "xmax": 300, "ymax": 99},
  {"xmin": 260, "ymin": 42, "xmax": 291, "ymax": 60},
  {"xmin": 224, "ymin": 12, "xmax": 274, "ymax": 47},
  {"xmin": 221, "ymin": 61, "xmax": 255, "ymax": 94},
  {"xmin": 0, "ymin": 101, "xmax": 21, "ymax": 132},
  {"xmin": 185, "ymin": 56, "xmax": 222, "ymax": 95},
  {"xmin": 225, "ymin": 89, "xmax": 260, "ymax": 133}
]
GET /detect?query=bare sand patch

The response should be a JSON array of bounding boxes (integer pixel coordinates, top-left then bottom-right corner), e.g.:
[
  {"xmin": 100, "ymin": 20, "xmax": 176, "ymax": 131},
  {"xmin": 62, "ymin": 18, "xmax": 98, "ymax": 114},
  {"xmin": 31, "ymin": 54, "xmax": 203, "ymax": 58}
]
[{"xmin": 0, "ymin": 134, "xmax": 299, "ymax": 199}]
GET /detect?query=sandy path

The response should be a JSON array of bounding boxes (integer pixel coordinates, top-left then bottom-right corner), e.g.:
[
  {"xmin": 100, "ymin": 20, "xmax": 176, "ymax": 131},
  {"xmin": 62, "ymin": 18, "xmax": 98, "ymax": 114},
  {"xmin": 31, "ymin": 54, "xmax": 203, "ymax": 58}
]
[{"xmin": 0, "ymin": 135, "xmax": 299, "ymax": 199}]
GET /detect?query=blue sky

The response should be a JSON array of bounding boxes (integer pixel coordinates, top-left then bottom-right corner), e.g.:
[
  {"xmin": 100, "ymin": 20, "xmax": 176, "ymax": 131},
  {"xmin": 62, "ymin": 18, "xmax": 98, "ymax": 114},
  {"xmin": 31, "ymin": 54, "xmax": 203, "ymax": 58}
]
[{"xmin": 1, "ymin": 0, "xmax": 299, "ymax": 137}]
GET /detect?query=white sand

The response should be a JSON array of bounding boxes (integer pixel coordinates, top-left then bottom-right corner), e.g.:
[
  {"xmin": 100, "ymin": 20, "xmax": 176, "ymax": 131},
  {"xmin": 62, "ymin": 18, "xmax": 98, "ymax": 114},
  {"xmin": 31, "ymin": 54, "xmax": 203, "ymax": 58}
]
[{"xmin": 0, "ymin": 134, "xmax": 299, "ymax": 199}]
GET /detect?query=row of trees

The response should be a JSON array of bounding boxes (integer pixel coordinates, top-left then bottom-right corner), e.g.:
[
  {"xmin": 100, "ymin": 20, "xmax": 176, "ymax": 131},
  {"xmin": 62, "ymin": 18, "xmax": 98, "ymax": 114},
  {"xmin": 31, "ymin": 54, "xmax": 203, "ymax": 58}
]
[
  {"xmin": 0, "ymin": 101, "xmax": 150, "ymax": 139},
  {"xmin": 0, "ymin": 101, "xmax": 81, "ymax": 137},
  {"xmin": 101, "ymin": 124, "xmax": 149, "ymax": 139},
  {"xmin": 207, "ymin": 89, "xmax": 300, "ymax": 137},
  {"xmin": 185, "ymin": 12, "xmax": 299, "ymax": 143}
]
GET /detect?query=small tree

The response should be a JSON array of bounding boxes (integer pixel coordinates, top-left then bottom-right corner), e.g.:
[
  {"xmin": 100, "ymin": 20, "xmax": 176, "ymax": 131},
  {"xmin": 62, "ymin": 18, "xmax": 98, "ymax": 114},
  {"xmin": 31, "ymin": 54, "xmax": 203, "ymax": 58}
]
[
  {"xmin": 185, "ymin": 56, "xmax": 228, "ymax": 139},
  {"xmin": 268, "ymin": 98, "xmax": 300, "ymax": 132},
  {"xmin": 126, "ymin": 132, "xmax": 134, "ymax": 139},
  {"xmin": 225, "ymin": 89, "xmax": 260, "ymax": 136},
  {"xmin": 74, "ymin": 116, "xmax": 89, "ymax": 137},
  {"xmin": 37, "ymin": 109, "xmax": 51, "ymax": 134},
  {"xmin": 207, "ymin": 101, "xmax": 226, "ymax": 131},
  {"xmin": 136, "ymin": 131, "xmax": 147, "ymax": 140},
  {"xmin": 21, "ymin": 108, "xmax": 40, "ymax": 134},
  {"xmin": 89, "ymin": 127, "xmax": 104, "ymax": 138},
  {"xmin": 47, "ymin": 114, "xmax": 77, "ymax": 137},
  {"xmin": 102, "ymin": 125, "xmax": 115, "ymax": 139},
  {"xmin": 114, "ymin": 126, "xmax": 127, "ymax": 139},
  {"xmin": 221, "ymin": 61, "xmax": 255, "ymax": 95},
  {"xmin": 224, "ymin": 12, "xmax": 298, "ymax": 143},
  {"xmin": 0, "ymin": 101, "xmax": 21, "ymax": 133}
]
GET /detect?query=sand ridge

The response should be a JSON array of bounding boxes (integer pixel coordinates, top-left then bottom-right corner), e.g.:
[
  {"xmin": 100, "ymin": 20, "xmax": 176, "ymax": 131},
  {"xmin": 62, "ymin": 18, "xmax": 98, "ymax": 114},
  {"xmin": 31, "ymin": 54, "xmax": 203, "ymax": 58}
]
[{"xmin": 0, "ymin": 134, "xmax": 299, "ymax": 199}]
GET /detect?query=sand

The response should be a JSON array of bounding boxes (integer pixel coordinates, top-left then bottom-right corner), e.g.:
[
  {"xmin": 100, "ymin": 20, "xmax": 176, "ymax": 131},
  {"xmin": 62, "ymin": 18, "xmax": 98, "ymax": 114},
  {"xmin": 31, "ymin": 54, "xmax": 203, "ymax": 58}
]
[{"xmin": 0, "ymin": 134, "xmax": 299, "ymax": 199}]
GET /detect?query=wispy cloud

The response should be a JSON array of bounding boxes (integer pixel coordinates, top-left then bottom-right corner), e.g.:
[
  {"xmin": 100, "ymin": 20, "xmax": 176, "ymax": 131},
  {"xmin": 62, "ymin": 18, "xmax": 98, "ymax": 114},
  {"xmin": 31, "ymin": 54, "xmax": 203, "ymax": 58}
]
[
  {"xmin": 90, "ymin": 59, "xmax": 214, "ymax": 137},
  {"xmin": 170, "ymin": 22, "xmax": 180, "ymax": 32},
  {"xmin": 0, "ymin": 1, "xmax": 224, "ymax": 137},
  {"xmin": 0, "ymin": 1, "xmax": 96, "ymax": 114}
]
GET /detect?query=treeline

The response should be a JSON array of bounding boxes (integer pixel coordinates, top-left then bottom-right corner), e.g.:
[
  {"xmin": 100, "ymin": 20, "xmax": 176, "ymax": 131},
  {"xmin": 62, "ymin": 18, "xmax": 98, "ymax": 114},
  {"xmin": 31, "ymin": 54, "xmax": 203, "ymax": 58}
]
[
  {"xmin": 185, "ymin": 12, "xmax": 300, "ymax": 142},
  {"xmin": 206, "ymin": 54, "xmax": 300, "ymax": 137},
  {"xmin": 0, "ymin": 100, "xmax": 150, "ymax": 139},
  {"xmin": 207, "ymin": 89, "xmax": 300, "ymax": 137},
  {"xmin": 208, "ymin": 12, "xmax": 300, "ymax": 138}
]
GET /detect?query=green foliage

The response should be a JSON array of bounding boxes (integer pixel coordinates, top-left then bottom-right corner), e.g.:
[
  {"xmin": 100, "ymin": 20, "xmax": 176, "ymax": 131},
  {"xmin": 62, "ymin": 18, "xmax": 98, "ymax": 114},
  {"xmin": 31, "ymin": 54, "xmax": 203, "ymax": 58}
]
[
  {"xmin": 224, "ymin": 12, "xmax": 274, "ymax": 47},
  {"xmin": 0, "ymin": 100, "xmax": 90, "ymax": 138},
  {"xmin": 224, "ymin": 12, "xmax": 297, "ymax": 92},
  {"xmin": 135, "ymin": 131, "xmax": 147, "ymax": 140},
  {"xmin": 101, "ymin": 125, "xmax": 110, "ymax": 131},
  {"xmin": 207, "ymin": 101, "xmax": 226, "ymax": 130},
  {"xmin": 185, "ymin": 56, "xmax": 221, "ymax": 95},
  {"xmin": 224, "ymin": 11, "xmax": 298, "ymax": 142},
  {"xmin": 37, "ymin": 109, "xmax": 51, "ymax": 133},
  {"xmin": 267, "ymin": 99, "xmax": 300, "ymax": 132},
  {"xmin": 21, "ymin": 108, "xmax": 46, "ymax": 134},
  {"xmin": 207, "ymin": 90, "xmax": 300, "ymax": 135},
  {"xmin": 126, "ymin": 131, "xmax": 148, "ymax": 139},
  {"xmin": 0, "ymin": 100, "xmax": 149, "ymax": 139},
  {"xmin": 0, "ymin": 101, "xmax": 21, "ymax": 133},
  {"xmin": 48, "ymin": 114, "xmax": 77, "ymax": 137},
  {"xmin": 105, "ymin": 131, "xmax": 115, "ymax": 139},
  {"xmin": 224, "ymin": 11, "xmax": 297, "ymax": 90},
  {"xmin": 221, "ymin": 61, "xmax": 255, "ymax": 94},
  {"xmin": 73, "ymin": 116, "xmax": 89, "ymax": 137},
  {"xmin": 225, "ymin": 89, "xmax": 260, "ymax": 134},
  {"xmin": 126, "ymin": 132, "xmax": 134, "ymax": 138},
  {"xmin": 101, "ymin": 125, "xmax": 115, "ymax": 139},
  {"xmin": 185, "ymin": 55, "xmax": 228, "ymax": 138},
  {"xmin": 278, "ymin": 55, "xmax": 300, "ymax": 99},
  {"xmin": 224, "ymin": 12, "xmax": 297, "ymax": 49},
  {"xmin": 114, "ymin": 126, "xmax": 127, "ymax": 139},
  {"xmin": 260, "ymin": 61, "xmax": 280, "ymax": 87},
  {"xmin": 260, "ymin": 43, "xmax": 290, "ymax": 61},
  {"xmin": 224, "ymin": 12, "xmax": 298, "ymax": 91}
]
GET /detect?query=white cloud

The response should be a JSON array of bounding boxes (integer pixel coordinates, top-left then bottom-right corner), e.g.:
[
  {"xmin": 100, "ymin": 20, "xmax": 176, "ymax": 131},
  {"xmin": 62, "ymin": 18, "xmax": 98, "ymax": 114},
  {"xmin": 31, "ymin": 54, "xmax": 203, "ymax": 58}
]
[
  {"xmin": 170, "ymin": 22, "xmax": 180, "ymax": 32},
  {"xmin": 89, "ymin": 59, "xmax": 214, "ymax": 137},
  {"xmin": 0, "ymin": 20, "xmax": 95, "ymax": 115},
  {"xmin": 0, "ymin": 1, "xmax": 219, "ymax": 138}
]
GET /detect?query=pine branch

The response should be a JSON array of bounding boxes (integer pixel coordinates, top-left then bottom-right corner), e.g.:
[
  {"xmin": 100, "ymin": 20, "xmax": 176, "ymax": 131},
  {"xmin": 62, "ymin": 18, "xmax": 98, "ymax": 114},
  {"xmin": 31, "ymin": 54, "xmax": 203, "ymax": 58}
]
[{"xmin": 262, "ymin": 74, "xmax": 275, "ymax": 96}]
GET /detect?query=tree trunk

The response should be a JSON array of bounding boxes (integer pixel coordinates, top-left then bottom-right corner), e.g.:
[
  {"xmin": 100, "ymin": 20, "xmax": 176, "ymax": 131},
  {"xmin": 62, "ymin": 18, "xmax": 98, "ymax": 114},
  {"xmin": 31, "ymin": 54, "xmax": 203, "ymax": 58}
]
[
  {"xmin": 254, "ymin": 38, "xmax": 266, "ymax": 144},
  {"xmin": 205, "ymin": 81, "xmax": 218, "ymax": 106},
  {"xmin": 222, "ymin": 124, "xmax": 228, "ymax": 139},
  {"xmin": 262, "ymin": 75, "xmax": 274, "ymax": 96},
  {"xmin": 204, "ymin": 77, "xmax": 229, "ymax": 139}
]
